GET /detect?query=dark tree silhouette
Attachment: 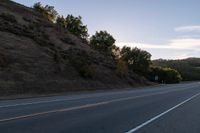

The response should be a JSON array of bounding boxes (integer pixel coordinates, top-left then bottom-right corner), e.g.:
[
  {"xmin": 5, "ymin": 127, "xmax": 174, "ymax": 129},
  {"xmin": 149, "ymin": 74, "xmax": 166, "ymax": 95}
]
[
  {"xmin": 90, "ymin": 31, "xmax": 116, "ymax": 55},
  {"xmin": 120, "ymin": 46, "xmax": 152, "ymax": 75},
  {"xmin": 56, "ymin": 15, "xmax": 89, "ymax": 40}
]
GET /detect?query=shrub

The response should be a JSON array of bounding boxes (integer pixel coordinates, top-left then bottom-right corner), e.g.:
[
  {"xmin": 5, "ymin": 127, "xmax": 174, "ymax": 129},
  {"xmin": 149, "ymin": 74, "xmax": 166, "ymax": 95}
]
[
  {"xmin": 60, "ymin": 37, "xmax": 76, "ymax": 45},
  {"xmin": 78, "ymin": 65, "xmax": 95, "ymax": 78},
  {"xmin": 56, "ymin": 15, "xmax": 89, "ymax": 40},
  {"xmin": 0, "ymin": 13, "xmax": 17, "ymax": 23},
  {"xmin": 23, "ymin": 16, "xmax": 32, "ymax": 22},
  {"xmin": 64, "ymin": 48, "xmax": 95, "ymax": 79},
  {"xmin": 163, "ymin": 68, "xmax": 182, "ymax": 83},
  {"xmin": 33, "ymin": 2, "xmax": 58, "ymax": 22}
]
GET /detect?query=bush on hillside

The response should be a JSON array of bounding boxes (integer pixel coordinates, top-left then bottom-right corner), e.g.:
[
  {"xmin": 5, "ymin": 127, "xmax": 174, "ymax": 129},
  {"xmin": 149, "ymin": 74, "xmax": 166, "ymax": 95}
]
[
  {"xmin": 56, "ymin": 15, "xmax": 89, "ymax": 40},
  {"xmin": 0, "ymin": 13, "xmax": 17, "ymax": 23},
  {"xmin": 33, "ymin": 2, "xmax": 58, "ymax": 22},
  {"xmin": 64, "ymin": 48, "xmax": 95, "ymax": 79}
]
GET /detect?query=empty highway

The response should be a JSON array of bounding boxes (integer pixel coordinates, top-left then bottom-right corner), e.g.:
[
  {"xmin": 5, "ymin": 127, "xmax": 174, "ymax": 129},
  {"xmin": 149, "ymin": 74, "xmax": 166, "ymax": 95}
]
[{"xmin": 0, "ymin": 82, "xmax": 200, "ymax": 133}]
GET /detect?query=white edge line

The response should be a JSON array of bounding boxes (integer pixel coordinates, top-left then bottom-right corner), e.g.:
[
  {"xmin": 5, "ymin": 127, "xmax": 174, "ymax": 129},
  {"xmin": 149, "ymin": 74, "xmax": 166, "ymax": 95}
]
[{"xmin": 126, "ymin": 92, "xmax": 200, "ymax": 133}]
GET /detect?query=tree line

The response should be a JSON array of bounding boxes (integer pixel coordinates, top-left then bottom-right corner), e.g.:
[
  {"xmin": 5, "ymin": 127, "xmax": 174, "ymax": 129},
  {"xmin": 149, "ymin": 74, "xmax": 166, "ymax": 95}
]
[
  {"xmin": 153, "ymin": 58, "xmax": 200, "ymax": 81},
  {"xmin": 32, "ymin": 2, "xmax": 182, "ymax": 84}
]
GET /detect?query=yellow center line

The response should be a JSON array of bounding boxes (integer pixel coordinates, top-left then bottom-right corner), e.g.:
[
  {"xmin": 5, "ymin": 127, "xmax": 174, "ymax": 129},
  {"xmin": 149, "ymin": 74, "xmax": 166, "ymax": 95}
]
[{"xmin": 0, "ymin": 86, "xmax": 197, "ymax": 123}]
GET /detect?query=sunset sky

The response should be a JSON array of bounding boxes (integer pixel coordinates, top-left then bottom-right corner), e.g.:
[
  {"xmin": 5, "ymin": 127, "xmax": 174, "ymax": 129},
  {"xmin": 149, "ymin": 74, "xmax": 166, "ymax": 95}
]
[{"xmin": 14, "ymin": 0, "xmax": 200, "ymax": 59}]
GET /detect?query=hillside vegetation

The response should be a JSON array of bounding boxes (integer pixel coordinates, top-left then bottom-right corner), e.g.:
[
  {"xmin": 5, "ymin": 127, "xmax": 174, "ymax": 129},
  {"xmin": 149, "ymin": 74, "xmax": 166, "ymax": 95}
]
[
  {"xmin": 0, "ymin": 0, "xmax": 154, "ymax": 96},
  {"xmin": 0, "ymin": 1, "xmax": 188, "ymax": 96},
  {"xmin": 153, "ymin": 58, "xmax": 200, "ymax": 81}
]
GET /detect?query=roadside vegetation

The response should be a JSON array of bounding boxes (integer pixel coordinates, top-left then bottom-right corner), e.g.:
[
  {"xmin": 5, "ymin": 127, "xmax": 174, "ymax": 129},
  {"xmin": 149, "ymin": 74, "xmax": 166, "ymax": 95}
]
[
  {"xmin": 149, "ymin": 66, "xmax": 182, "ymax": 83},
  {"xmin": 153, "ymin": 58, "xmax": 200, "ymax": 81},
  {"xmin": 32, "ymin": 2, "xmax": 182, "ymax": 84}
]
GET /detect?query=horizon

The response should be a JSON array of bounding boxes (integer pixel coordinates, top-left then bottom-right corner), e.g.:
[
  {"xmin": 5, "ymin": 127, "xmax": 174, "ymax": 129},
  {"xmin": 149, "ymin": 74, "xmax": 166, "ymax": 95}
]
[{"xmin": 14, "ymin": 0, "xmax": 200, "ymax": 60}]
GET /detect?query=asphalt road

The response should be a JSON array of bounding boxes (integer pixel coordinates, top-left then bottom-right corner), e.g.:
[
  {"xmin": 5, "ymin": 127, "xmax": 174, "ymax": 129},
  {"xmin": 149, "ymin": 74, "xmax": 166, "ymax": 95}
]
[{"xmin": 0, "ymin": 82, "xmax": 200, "ymax": 133}]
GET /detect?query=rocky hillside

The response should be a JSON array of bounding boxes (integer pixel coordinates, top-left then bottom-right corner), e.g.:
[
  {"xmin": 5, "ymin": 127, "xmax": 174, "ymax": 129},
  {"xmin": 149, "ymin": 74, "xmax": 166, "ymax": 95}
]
[{"xmin": 0, "ymin": 0, "xmax": 149, "ymax": 96}]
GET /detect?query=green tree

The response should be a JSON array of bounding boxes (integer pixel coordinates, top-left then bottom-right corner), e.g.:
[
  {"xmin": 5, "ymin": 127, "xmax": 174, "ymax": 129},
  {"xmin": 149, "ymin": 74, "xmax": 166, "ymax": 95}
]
[
  {"xmin": 33, "ymin": 2, "xmax": 43, "ymax": 12},
  {"xmin": 120, "ymin": 46, "xmax": 151, "ymax": 75},
  {"xmin": 90, "ymin": 31, "xmax": 116, "ymax": 55},
  {"xmin": 33, "ymin": 2, "xmax": 58, "ymax": 22},
  {"xmin": 64, "ymin": 15, "xmax": 89, "ymax": 40},
  {"xmin": 56, "ymin": 15, "xmax": 67, "ymax": 28}
]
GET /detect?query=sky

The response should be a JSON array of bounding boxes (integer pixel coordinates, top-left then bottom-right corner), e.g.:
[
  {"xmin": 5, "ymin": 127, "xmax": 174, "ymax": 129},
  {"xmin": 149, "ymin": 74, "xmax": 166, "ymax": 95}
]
[{"xmin": 14, "ymin": 0, "xmax": 200, "ymax": 59}]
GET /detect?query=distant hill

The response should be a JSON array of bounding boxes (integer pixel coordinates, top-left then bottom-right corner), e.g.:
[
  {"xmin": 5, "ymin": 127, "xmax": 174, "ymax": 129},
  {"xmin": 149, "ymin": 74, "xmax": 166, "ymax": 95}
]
[
  {"xmin": 153, "ymin": 58, "xmax": 200, "ymax": 81},
  {"xmin": 0, "ymin": 0, "xmax": 150, "ymax": 96}
]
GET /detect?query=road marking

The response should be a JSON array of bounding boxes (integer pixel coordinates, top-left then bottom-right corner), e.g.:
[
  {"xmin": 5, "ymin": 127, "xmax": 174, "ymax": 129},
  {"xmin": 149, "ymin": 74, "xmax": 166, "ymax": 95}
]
[
  {"xmin": 0, "ymin": 84, "xmax": 197, "ymax": 109},
  {"xmin": 0, "ymin": 98, "xmax": 84, "ymax": 108},
  {"xmin": 126, "ymin": 92, "xmax": 200, "ymax": 133},
  {"xmin": 0, "ymin": 86, "xmax": 198, "ymax": 123}
]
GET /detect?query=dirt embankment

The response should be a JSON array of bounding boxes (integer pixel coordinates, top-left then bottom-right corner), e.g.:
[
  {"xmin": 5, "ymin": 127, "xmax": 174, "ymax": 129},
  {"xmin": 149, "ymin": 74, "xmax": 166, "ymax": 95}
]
[{"xmin": 0, "ymin": 0, "xmax": 150, "ymax": 96}]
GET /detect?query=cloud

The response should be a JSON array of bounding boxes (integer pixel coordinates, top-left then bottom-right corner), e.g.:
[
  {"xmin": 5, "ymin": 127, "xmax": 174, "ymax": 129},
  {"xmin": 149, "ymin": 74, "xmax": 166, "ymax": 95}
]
[
  {"xmin": 174, "ymin": 25, "xmax": 200, "ymax": 32},
  {"xmin": 116, "ymin": 38, "xmax": 200, "ymax": 59},
  {"xmin": 116, "ymin": 26, "xmax": 200, "ymax": 59},
  {"xmin": 115, "ymin": 42, "xmax": 170, "ymax": 49},
  {"xmin": 169, "ymin": 38, "xmax": 200, "ymax": 49},
  {"xmin": 116, "ymin": 38, "xmax": 200, "ymax": 50}
]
